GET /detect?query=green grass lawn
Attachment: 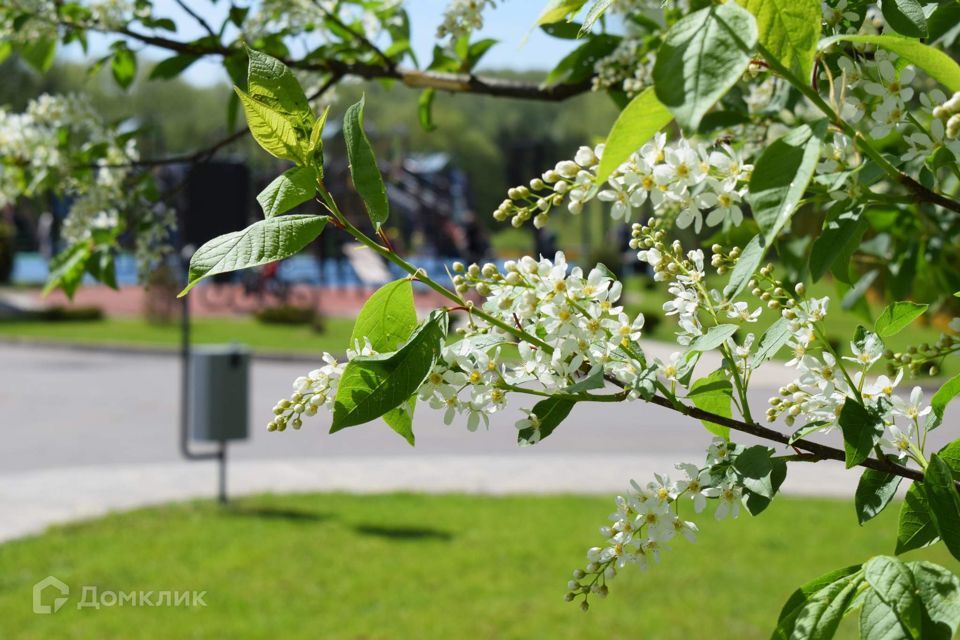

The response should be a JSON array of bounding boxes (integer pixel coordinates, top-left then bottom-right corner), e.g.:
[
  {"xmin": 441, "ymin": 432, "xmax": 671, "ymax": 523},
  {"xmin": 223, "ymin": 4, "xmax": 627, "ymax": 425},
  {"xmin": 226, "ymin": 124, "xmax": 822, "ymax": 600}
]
[
  {"xmin": 0, "ymin": 493, "xmax": 955, "ymax": 639},
  {"xmin": 0, "ymin": 317, "xmax": 356, "ymax": 355}
]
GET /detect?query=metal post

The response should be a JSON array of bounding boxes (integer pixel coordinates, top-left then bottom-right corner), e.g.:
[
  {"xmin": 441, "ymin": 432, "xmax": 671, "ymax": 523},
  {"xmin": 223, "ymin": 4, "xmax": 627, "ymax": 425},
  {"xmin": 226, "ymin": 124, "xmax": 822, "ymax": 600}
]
[{"xmin": 178, "ymin": 248, "xmax": 229, "ymax": 504}]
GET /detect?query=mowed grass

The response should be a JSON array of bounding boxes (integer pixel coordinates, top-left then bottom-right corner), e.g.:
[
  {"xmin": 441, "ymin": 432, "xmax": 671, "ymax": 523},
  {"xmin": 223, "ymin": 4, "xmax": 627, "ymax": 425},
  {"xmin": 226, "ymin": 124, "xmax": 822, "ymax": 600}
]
[
  {"xmin": 0, "ymin": 317, "xmax": 356, "ymax": 355},
  {"xmin": 0, "ymin": 493, "xmax": 956, "ymax": 639}
]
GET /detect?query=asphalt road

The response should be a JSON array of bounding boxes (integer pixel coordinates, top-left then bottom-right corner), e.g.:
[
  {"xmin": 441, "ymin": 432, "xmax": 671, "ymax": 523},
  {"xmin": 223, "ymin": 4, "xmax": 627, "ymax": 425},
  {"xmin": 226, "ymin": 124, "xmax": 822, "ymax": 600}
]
[{"xmin": 1, "ymin": 342, "xmax": 955, "ymax": 472}]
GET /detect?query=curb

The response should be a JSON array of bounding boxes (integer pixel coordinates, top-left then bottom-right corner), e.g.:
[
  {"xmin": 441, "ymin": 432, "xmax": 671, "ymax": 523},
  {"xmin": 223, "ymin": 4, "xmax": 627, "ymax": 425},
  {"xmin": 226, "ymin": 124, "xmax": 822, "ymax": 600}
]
[{"xmin": 0, "ymin": 336, "xmax": 339, "ymax": 364}]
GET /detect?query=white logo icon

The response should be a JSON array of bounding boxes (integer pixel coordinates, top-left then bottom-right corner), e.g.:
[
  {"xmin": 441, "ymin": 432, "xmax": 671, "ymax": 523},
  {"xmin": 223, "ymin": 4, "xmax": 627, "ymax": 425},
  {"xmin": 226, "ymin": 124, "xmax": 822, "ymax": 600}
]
[{"xmin": 33, "ymin": 576, "xmax": 69, "ymax": 614}]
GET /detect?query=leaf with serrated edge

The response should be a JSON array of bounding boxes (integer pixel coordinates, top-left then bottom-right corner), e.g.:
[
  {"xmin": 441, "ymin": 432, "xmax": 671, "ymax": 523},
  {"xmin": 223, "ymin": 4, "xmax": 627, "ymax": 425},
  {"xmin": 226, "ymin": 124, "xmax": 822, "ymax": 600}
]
[
  {"xmin": 235, "ymin": 87, "xmax": 304, "ymax": 162},
  {"xmin": 332, "ymin": 313, "xmax": 445, "ymax": 431},
  {"xmin": 350, "ymin": 279, "xmax": 418, "ymax": 353},
  {"xmin": 653, "ymin": 4, "xmax": 758, "ymax": 130},
  {"xmin": 180, "ymin": 215, "xmax": 327, "ymax": 295},
  {"xmin": 896, "ymin": 483, "xmax": 940, "ymax": 554},
  {"xmin": 864, "ymin": 556, "xmax": 922, "ymax": 638},
  {"xmin": 856, "ymin": 468, "xmax": 902, "ymax": 525},
  {"xmin": 596, "ymin": 87, "xmax": 673, "ymax": 182},
  {"xmin": 257, "ymin": 166, "xmax": 317, "ymax": 218},
  {"xmin": 741, "ymin": 0, "xmax": 821, "ymax": 81},
  {"xmin": 343, "ymin": 96, "xmax": 390, "ymax": 230}
]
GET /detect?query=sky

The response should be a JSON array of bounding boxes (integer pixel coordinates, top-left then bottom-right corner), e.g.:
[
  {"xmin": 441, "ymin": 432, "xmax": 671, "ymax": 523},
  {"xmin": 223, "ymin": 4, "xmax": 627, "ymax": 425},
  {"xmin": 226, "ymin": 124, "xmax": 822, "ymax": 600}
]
[{"xmin": 63, "ymin": 0, "xmax": 583, "ymax": 86}]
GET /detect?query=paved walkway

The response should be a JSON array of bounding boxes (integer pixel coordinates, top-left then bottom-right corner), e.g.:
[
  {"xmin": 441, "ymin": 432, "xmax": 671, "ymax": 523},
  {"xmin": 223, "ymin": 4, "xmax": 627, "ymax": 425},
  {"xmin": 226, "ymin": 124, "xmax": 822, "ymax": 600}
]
[
  {"xmin": 5, "ymin": 284, "xmax": 449, "ymax": 318},
  {"xmin": 1, "ymin": 344, "xmax": 954, "ymax": 543}
]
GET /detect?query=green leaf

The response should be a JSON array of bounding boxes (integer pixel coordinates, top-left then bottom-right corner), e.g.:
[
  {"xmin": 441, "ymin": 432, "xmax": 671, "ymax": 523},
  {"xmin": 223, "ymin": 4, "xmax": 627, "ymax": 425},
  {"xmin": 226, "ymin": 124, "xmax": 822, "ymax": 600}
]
[
  {"xmin": 748, "ymin": 125, "xmax": 821, "ymax": 245},
  {"xmin": 856, "ymin": 468, "xmax": 903, "ymax": 525},
  {"xmin": 653, "ymin": 4, "xmax": 758, "ymax": 130},
  {"xmin": 880, "ymin": 0, "xmax": 928, "ymax": 39},
  {"xmin": 418, "ymin": 88, "xmax": 437, "ymax": 132},
  {"xmin": 687, "ymin": 324, "xmax": 739, "ymax": 352},
  {"xmin": 907, "ymin": 561, "xmax": 960, "ymax": 640},
  {"xmin": 343, "ymin": 96, "xmax": 390, "ymax": 230},
  {"xmin": 810, "ymin": 208, "xmax": 868, "ymax": 282},
  {"xmin": 838, "ymin": 399, "xmax": 884, "ymax": 469},
  {"xmin": 235, "ymin": 87, "xmax": 304, "ymax": 163},
  {"xmin": 864, "ymin": 556, "xmax": 922, "ymax": 638},
  {"xmin": 752, "ymin": 317, "xmax": 792, "ymax": 367},
  {"xmin": 921, "ymin": 455, "xmax": 960, "ymax": 561},
  {"xmin": 896, "ymin": 482, "xmax": 940, "ymax": 555},
  {"xmin": 244, "ymin": 47, "xmax": 312, "ymax": 126},
  {"xmin": 256, "ymin": 166, "xmax": 317, "ymax": 218},
  {"xmin": 383, "ymin": 396, "xmax": 416, "ymax": 446},
  {"xmin": 350, "ymin": 279, "xmax": 418, "ymax": 353},
  {"xmin": 874, "ymin": 302, "xmax": 928, "ymax": 338},
  {"xmin": 860, "ymin": 589, "xmax": 913, "ymax": 640},
  {"xmin": 937, "ymin": 440, "xmax": 960, "ymax": 476},
  {"xmin": 595, "ymin": 87, "xmax": 673, "ymax": 183},
  {"xmin": 743, "ymin": 458, "xmax": 786, "ymax": 515},
  {"xmin": 931, "ymin": 373, "xmax": 960, "ymax": 423},
  {"xmin": 580, "ymin": 0, "xmax": 616, "ymax": 34},
  {"xmin": 518, "ymin": 397, "xmax": 575, "ymax": 445},
  {"xmin": 149, "ymin": 54, "xmax": 199, "ymax": 80},
  {"xmin": 536, "ymin": 0, "xmax": 588, "ymax": 25},
  {"xmin": 790, "ymin": 421, "xmax": 831, "ymax": 444},
  {"xmin": 16, "ymin": 37, "xmax": 56, "ymax": 73},
  {"xmin": 741, "ymin": 0, "xmax": 821, "ymax": 81},
  {"xmin": 733, "ymin": 445, "xmax": 775, "ymax": 498},
  {"xmin": 687, "ymin": 370, "xmax": 732, "ymax": 439},
  {"xmin": 111, "ymin": 47, "xmax": 137, "ymax": 90},
  {"xmin": 773, "ymin": 564, "xmax": 863, "ymax": 640},
  {"xmin": 723, "ymin": 234, "xmax": 764, "ymax": 299},
  {"xmin": 544, "ymin": 34, "xmax": 620, "ymax": 87},
  {"xmin": 788, "ymin": 571, "xmax": 865, "ymax": 640},
  {"xmin": 43, "ymin": 242, "xmax": 92, "ymax": 299},
  {"xmin": 518, "ymin": 370, "xmax": 605, "ymax": 445},
  {"xmin": 819, "ymin": 35, "xmax": 960, "ymax": 92},
  {"xmin": 180, "ymin": 215, "xmax": 327, "ymax": 295},
  {"xmin": 332, "ymin": 313, "xmax": 445, "ymax": 431}
]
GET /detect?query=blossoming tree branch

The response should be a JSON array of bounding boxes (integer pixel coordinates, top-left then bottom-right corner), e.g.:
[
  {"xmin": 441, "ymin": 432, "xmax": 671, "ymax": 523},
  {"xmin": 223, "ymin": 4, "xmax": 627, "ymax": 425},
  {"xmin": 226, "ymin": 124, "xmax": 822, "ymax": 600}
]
[{"xmin": 5, "ymin": 0, "xmax": 960, "ymax": 636}]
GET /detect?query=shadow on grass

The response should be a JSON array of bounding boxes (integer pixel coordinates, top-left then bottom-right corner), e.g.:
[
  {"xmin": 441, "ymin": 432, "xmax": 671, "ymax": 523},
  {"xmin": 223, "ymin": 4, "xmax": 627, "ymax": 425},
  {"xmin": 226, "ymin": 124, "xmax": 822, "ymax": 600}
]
[
  {"xmin": 353, "ymin": 524, "xmax": 453, "ymax": 541},
  {"xmin": 224, "ymin": 505, "xmax": 333, "ymax": 523}
]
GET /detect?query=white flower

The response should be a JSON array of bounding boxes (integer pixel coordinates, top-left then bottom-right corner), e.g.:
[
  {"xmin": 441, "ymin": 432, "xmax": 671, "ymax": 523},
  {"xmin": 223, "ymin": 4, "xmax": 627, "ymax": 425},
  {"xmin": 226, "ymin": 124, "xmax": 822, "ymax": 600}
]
[
  {"xmin": 864, "ymin": 61, "xmax": 915, "ymax": 103},
  {"xmin": 712, "ymin": 482, "xmax": 742, "ymax": 520},
  {"xmin": 844, "ymin": 333, "xmax": 883, "ymax": 368},
  {"xmin": 701, "ymin": 180, "xmax": 745, "ymax": 227},
  {"xmin": 891, "ymin": 387, "xmax": 931, "ymax": 422}
]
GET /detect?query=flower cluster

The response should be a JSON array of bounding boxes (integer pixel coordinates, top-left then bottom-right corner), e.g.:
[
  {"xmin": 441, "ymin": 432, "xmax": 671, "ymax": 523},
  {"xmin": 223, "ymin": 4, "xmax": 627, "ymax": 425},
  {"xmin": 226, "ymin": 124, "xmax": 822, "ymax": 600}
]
[
  {"xmin": 631, "ymin": 222, "xmax": 764, "ymax": 353},
  {"xmin": 493, "ymin": 134, "xmax": 752, "ymax": 234},
  {"xmin": 244, "ymin": 0, "xmax": 403, "ymax": 42},
  {"xmin": 0, "ymin": 93, "xmax": 174, "ymax": 274},
  {"xmin": 270, "ymin": 350, "xmax": 354, "ymax": 432},
  {"xmin": 274, "ymin": 252, "xmax": 652, "ymax": 438},
  {"xmin": 0, "ymin": 0, "xmax": 133, "ymax": 44},
  {"xmin": 436, "ymin": 0, "xmax": 497, "ymax": 41},
  {"xmin": 758, "ymin": 278, "xmax": 942, "ymax": 466},
  {"xmin": 567, "ymin": 439, "xmax": 746, "ymax": 610},
  {"xmin": 591, "ymin": 38, "xmax": 655, "ymax": 98},
  {"xmin": 439, "ymin": 253, "xmax": 651, "ymax": 435},
  {"xmin": 884, "ymin": 318, "xmax": 960, "ymax": 377}
]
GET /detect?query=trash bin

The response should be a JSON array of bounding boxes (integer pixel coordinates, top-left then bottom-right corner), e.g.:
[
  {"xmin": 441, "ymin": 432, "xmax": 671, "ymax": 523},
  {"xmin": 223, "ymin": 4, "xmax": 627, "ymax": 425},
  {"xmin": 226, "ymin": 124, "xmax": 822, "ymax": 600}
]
[{"xmin": 188, "ymin": 345, "xmax": 250, "ymax": 442}]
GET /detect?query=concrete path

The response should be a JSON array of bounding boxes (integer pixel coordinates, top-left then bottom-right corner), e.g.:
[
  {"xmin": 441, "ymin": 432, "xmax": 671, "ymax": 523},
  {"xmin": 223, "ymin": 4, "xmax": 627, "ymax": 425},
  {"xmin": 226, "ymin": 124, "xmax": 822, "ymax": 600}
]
[{"xmin": 0, "ymin": 343, "xmax": 955, "ymax": 542}]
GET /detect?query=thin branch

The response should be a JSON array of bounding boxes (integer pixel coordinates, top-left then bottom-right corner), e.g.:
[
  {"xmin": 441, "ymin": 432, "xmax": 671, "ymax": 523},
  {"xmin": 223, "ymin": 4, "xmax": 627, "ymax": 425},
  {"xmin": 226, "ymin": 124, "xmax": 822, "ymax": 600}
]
[
  {"xmin": 757, "ymin": 42, "xmax": 960, "ymax": 217},
  {"xmin": 91, "ymin": 74, "xmax": 342, "ymax": 169},
  {"xmin": 100, "ymin": 24, "xmax": 591, "ymax": 102},
  {"xmin": 172, "ymin": 0, "xmax": 218, "ymax": 40},
  {"xmin": 596, "ymin": 372, "xmax": 947, "ymax": 490},
  {"xmin": 311, "ymin": 0, "xmax": 396, "ymax": 72}
]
